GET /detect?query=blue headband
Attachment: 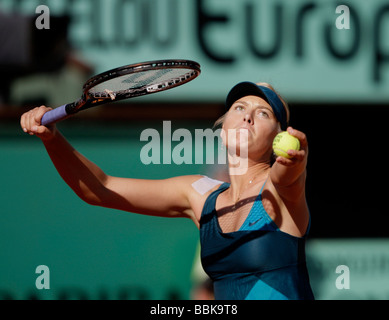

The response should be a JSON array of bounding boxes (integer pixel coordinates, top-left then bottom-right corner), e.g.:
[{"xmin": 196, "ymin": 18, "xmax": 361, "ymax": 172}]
[{"xmin": 225, "ymin": 81, "xmax": 288, "ymax": 130}]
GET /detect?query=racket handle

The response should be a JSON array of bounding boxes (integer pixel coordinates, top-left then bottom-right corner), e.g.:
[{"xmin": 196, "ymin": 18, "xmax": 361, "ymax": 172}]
[{"xmin": 41, "ymin": 104, "xmax": 69, "ymax": 126}]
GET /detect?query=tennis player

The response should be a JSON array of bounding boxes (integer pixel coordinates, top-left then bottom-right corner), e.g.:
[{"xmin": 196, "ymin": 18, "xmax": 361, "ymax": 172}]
[{"xmin": 20, "ymin": 81, "xmax": 314, "ymax": 300}]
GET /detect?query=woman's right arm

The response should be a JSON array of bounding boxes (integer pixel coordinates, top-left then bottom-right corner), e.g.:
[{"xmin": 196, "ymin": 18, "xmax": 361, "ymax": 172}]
[{"xmin": 20, "ymin": 106, "xmax": 200, "ymax": 224}]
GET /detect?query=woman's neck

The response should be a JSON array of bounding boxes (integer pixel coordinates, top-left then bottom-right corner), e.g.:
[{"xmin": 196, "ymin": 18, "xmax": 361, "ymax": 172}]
[{"xmin": 228, "ymin": 162, "xmax": 270, "ymax": 201}]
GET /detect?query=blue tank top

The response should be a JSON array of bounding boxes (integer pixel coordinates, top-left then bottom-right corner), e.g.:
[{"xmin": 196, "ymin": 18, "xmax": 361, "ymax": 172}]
[{"xmin": 200, "ymin": 182, "xmax": 314, "ymax": 300}]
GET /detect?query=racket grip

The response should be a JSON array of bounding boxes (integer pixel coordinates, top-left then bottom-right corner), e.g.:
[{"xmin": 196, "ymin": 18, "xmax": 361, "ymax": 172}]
[{"xmin": 41, "ymin": 104, "xmax": 69, "ymax": 126}]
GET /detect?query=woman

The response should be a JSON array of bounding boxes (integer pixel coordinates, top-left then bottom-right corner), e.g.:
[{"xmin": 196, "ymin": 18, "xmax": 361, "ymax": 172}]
[{"xmin": 20, "ymin": 81, "xmax": 314, "ymax": 300}]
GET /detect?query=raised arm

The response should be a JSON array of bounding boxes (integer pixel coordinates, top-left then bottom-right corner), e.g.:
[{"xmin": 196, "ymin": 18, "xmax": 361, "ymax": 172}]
[
  {"xmin": 20, "ymin": 106, "xmax": 199, "ymax": 223},
  {"xmin": 270, "ymin": 127, "xmax": 308, "ymax": 202},
  {"xmin": 268, "ymin": 127, "xmax": 310, "ymax": 237}
]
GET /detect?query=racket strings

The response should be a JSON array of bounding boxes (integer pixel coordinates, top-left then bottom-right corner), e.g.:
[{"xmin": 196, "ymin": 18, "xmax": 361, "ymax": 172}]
[{"xmin": 88, "ymin": 68, "xmax": 198, "ymax": 99}]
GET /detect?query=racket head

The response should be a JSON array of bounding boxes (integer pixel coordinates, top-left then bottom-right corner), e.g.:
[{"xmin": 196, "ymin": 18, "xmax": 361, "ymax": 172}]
[{"xmin": 76, "ymin": 59, "xmax": 200, "ymax": 111}]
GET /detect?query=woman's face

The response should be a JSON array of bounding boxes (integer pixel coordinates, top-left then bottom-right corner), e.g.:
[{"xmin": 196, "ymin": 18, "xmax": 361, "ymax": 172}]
[{"xmin": 221, "ymin": 95, "xmax": 280, "ymax": 161}]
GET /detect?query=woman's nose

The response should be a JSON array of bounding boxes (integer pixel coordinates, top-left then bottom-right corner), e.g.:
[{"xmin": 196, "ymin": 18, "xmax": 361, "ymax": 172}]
[{"xmin": 244, "ymin": 112, "xmax": 253, "ymax": 124}]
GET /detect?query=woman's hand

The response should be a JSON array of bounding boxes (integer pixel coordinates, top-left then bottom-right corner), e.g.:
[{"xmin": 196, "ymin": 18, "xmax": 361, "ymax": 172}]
[
  {"xmin": 20, "ymin": 105, "xmax": 57, "ymax": 141},
  {"xmin": 274, "ymin": 127, "xmax": 308, "ymax": 167}
]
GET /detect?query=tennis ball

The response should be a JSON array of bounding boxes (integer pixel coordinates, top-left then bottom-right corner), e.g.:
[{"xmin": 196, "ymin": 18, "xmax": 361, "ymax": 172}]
[{"xmin": 272, "ymin": 131, "xmax": 300, "ymax": 159}]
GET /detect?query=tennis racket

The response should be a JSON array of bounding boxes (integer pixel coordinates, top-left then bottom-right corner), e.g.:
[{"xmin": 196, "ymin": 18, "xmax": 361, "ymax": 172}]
[{"xmin": 41, "ymin": 59, "xmax": 201, "ymax": 126}]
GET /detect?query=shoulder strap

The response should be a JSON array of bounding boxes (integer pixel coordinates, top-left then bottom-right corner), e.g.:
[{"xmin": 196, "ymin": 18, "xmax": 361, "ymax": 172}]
[{"xmin": 259, "ymin": 178, "xmax": 268, "ymax": 194}]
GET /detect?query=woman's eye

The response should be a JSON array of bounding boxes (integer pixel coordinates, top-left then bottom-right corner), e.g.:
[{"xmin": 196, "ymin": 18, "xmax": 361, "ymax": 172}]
[
  {"xmin": 258, "ymin": 111, "xmax": 269, "ymax": 118},
  {"xmin": 235, "ymin": 105, "xmax": 244, "ymax": 111}
]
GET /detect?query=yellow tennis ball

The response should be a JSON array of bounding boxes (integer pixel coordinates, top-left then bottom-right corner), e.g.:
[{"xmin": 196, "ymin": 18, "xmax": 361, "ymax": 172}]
[{"xmin": 272, "ymin": 131, "xmax": 300, "ymax": 159}]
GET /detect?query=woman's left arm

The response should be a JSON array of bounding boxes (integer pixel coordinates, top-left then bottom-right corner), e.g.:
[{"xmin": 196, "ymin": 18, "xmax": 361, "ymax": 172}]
[{"xmin": 270, "ymin": 127, "xmax": 308, "ymax": 202}]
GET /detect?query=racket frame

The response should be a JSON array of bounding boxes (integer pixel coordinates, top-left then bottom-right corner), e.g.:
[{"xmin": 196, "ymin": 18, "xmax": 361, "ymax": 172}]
[{"xmin": 41, "ymin": 59, "xmax": 201, "ymax": 125}]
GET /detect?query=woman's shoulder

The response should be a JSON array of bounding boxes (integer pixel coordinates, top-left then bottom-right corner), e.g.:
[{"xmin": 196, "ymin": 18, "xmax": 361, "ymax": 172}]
[
  {"xmin": 190, "ymin": 175, "xmax": 226, "ymax": 195},
  {"xmin": 180, "ymin": 175, "xmax": 226, "ymax": 225}
]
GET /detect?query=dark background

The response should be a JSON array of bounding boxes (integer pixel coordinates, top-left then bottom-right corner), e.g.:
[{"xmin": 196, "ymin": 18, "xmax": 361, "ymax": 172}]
[{"xmin": 290, "ymin": 102, "xmax": 388, "ymax": 238}]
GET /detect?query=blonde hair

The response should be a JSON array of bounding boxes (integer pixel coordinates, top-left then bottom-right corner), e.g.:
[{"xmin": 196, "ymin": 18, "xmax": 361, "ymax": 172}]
[{"xmin": 214, "ymin": 82, "xmax": 290, "ymax": 129}]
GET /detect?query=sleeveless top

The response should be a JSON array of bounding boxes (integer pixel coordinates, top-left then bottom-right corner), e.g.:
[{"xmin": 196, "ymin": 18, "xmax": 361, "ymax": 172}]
[{"xmin": 199, "ymin": 182, "xmax": 314, "ymax": 300}]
